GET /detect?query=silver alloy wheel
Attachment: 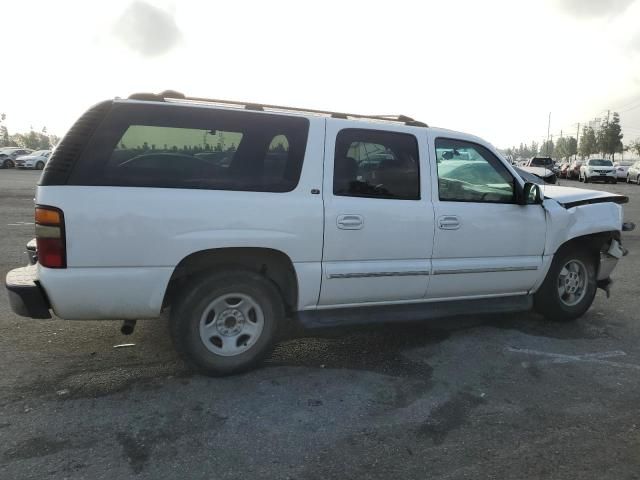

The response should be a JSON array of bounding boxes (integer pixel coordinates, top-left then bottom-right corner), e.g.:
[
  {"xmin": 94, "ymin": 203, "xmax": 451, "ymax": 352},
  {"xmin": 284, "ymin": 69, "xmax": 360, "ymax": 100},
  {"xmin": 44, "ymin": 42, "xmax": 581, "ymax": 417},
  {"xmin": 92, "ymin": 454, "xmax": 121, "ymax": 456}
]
[
  {"xmin": 557, "ymin": 259, "xmax": 588, "ymax": 307},
  {"xmin": 198, "ymin": 293, "xmax": 265, "ymax": 356}
]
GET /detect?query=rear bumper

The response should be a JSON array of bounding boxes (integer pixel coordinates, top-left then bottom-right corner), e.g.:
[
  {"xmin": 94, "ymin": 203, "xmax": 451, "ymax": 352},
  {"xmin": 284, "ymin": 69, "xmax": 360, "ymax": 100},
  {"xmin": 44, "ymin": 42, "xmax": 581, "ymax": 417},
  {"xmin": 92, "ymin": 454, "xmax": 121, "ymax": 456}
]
[{"xmin": 5, "ymin": 265, "xmax": 52, "ymax": 319}]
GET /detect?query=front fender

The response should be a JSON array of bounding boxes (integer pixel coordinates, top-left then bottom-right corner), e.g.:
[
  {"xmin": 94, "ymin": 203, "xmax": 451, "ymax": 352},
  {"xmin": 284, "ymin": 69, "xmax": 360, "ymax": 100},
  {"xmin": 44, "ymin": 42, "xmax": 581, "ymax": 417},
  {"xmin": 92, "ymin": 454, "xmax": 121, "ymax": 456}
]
[{"xmin": 542, "ymin": 199, "xmax": 622, "ymax": 255}]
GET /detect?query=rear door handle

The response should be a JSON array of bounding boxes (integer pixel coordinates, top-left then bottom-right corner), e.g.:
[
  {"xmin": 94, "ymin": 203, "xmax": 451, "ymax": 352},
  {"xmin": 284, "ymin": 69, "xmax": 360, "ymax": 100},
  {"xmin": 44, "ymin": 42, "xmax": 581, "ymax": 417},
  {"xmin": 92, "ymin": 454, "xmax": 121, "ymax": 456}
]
[
  {"xmin": 337, "ymin": 214, "xmax": 364, "ymax": 230},
  {"xmin": 438, "ymin": 215, "xmax": 460, "ymax": 230}
]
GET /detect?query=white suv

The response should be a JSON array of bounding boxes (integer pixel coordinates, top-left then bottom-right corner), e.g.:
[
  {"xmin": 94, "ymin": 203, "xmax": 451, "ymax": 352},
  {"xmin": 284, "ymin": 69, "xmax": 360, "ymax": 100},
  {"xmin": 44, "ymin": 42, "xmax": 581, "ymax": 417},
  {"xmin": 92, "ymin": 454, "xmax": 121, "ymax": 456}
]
[
  {"xmin": 627, "ymin": 161, "xmax": 640, "ymax": 184},
  {"xmin": 579, "ymin": 158, "xmax": 617, "ymax": 184},
  {"xmin": 5, "ymin": 91, "xmax": 633, "ymax": 375}
]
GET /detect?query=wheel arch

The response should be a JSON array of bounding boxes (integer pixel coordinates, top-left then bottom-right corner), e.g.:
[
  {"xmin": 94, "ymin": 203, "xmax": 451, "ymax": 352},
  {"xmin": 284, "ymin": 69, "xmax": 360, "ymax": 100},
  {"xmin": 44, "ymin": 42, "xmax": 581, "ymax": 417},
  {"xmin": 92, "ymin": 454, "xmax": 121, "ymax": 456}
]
[
  {"xmin": 554, "ymin": 230, "xmax": 619, "ymax": 259},
  {"xmin": 162, "ymin": 247, "xmax": 298, "ymax": 314}
]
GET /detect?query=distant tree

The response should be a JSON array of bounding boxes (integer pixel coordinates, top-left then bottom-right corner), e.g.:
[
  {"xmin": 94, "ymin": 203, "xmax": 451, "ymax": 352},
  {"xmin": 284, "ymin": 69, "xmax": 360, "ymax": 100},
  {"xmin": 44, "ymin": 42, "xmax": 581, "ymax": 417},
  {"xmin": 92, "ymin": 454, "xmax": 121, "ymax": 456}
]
[
  {"xmin": 606, "ymin": 112, "xmax": 624, "ymax": 160},
  {"xmin": 631, "ymin": 139, "xmax": 640, "ymax": 158},
  {"xmin": 566, "ymin": 136, "xmax": 578, "ymax": 159},
  {"xmin": 540, "ymin": 139, "xmax": 554, "ymax": 157},
  {"xmin": 555, "ymin": 137, "xmax": 567, "ymax": 160},
  {"xmin": 530, "ymin": 141, "xmax": 539, "ymax": 157},
  {"xmin": 596, "ymin": 126, "xmax": 607, "ymax": 157},
  {"xmin": 579, "ymin": 127, "xmax": 597, "ymax": 159},
  {"xmin": 0, "ymin": 113, "xmax": 8, "ymax": 147}
]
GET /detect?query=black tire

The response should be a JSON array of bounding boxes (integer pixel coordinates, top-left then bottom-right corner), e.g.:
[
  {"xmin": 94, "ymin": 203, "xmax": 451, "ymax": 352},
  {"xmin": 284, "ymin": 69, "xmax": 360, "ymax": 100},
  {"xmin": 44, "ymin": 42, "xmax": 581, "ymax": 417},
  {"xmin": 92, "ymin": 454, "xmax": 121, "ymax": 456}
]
[
  {"xmin": 169, "ymin": 269, "xmax": 284, "ymax": 376},
  {"xmin": 534, "ymin": 247, "xmax": 597, "ymax": 322},
  {"xmin": 611, "ymin": 179, "xmax": 617, "ymax": 184},
  {"xmin": 583, "ymin": 175, "xmax": 589, "ymax": 183},
  {"xmin": 637, "ymin": 175, "xmax": 640, "ymax": 185},
  {"xmin": 627, "ymin": 175, "xmax": 631, "ymax": 184},
  {"xmin": 35, "ymin": 161, "xmax": 44, "ymax": 170},
  {"xmin": 2, "ymin": 158, "xmax": 14, "ymax": 168}
]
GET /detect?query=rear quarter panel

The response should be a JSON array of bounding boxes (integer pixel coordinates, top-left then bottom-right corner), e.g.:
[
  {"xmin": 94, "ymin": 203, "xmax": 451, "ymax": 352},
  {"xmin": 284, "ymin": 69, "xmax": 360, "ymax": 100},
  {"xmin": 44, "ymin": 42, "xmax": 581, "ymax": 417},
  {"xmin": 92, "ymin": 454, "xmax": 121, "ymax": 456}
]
[{"xmin": 37, "ymin": 116, "xmax": 326, "ymax": 319}]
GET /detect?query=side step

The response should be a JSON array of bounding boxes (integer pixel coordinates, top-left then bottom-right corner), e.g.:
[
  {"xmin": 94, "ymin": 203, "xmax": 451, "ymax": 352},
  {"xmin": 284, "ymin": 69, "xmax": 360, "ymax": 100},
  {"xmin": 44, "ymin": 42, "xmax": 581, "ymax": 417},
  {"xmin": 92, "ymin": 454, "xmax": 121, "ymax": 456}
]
[{"xmin": 296, "ymin": 295, "xmax": 533, "ymax": 329}]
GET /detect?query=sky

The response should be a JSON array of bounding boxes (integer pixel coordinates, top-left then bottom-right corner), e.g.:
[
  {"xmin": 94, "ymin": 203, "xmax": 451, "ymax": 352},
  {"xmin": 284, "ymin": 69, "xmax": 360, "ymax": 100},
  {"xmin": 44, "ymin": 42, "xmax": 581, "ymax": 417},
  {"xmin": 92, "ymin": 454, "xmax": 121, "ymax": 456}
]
[{"xmin": 2, "ymin": 0, "xmax": 640, "ymax": 149}]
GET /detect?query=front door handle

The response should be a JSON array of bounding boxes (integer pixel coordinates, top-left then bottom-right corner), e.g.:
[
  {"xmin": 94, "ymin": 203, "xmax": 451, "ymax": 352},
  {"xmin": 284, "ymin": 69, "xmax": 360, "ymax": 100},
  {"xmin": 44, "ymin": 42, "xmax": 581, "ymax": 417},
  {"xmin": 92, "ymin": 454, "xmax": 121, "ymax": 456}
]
[
  {"xmin": 438, "ymin": 215, "xmax": 460, "ymax": 230},
  {"xmin": 337, "ymin": 214, "xmax": 364, "ymax": 230}
]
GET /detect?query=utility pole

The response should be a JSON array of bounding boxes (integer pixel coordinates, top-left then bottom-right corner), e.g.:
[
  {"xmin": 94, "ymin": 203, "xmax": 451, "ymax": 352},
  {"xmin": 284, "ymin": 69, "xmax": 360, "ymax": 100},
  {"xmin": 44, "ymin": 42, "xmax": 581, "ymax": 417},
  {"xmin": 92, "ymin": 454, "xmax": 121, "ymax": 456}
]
[{"xmin": 546, "ymin": 112, "xmax": 551, "ymax": 155}]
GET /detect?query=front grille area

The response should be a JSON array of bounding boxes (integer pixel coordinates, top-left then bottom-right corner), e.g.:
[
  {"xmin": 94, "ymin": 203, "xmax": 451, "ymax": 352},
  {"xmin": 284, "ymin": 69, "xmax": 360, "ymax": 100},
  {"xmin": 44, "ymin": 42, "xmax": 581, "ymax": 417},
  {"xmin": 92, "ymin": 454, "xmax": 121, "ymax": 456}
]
[{"xmin": 39, "ymin": 100, "xmax": 112, "ymax": 186}]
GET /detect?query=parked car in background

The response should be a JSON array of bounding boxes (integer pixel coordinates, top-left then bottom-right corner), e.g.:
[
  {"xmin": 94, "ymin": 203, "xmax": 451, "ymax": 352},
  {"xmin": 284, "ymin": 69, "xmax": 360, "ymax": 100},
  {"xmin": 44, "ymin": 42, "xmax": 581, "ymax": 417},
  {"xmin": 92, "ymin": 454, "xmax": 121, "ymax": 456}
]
[
  {"xmin": 15, "ymin": 150, "xmax": 51, "ymax": 170},
  {"xmin": 579, "ymin": 158, "xmax": 617, "ymax": 184},
  {"xmin": 558, "ymin": 161, "xmax": 571, "ymax": 178},
  {"xmin": 613, "ymin": 161, "xmax": 634, "ymax": 180},
  {"xmin": 519, "ymin": 157, "xmax": 557, "ymax": 184},
  {"xmin": 525, "ymin": 157, "xmax": 555, "ymax": 170},
  {"xmin": 627, "ymin": 160, "xmax": 640, "ymax": 184},
  {"xmin": 567, "ymin": 159, "xmax": 583, "ymax": 179},
  {"xmin": 0, "ymin": 147, "xmax": 33, "ymax": 168}
]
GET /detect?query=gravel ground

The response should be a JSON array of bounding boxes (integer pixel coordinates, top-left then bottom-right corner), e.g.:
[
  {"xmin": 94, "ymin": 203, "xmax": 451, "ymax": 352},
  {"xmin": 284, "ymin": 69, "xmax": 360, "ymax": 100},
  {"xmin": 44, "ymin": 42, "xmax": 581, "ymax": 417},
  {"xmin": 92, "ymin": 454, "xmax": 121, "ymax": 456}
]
[{"xmin": 1, "ymin": 169, "xmax": 639, "ymax": 479}]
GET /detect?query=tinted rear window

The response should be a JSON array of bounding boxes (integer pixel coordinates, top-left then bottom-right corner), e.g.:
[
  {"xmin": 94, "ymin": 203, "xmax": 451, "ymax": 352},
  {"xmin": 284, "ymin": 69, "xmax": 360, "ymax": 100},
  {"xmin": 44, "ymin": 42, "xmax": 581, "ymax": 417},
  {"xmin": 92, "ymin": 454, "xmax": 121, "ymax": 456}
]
[{"xmin": 71, "ymin": 103, "xmax": 309, "ymax": 192}]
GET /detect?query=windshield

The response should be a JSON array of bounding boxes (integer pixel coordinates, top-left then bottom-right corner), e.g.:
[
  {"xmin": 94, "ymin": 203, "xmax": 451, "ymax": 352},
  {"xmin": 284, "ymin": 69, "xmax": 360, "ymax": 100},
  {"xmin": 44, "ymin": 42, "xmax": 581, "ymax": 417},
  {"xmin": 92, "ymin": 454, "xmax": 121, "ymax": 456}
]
[{"xmin": 588, "ymin": 159, "xmax": 613, "ymax": 166}]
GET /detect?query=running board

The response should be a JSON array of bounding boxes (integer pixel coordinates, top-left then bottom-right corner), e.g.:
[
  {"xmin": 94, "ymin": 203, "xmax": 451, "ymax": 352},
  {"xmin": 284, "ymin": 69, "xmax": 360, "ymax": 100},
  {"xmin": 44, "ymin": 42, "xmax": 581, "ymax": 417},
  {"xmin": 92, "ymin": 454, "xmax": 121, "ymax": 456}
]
[{"xmin": 295, "ymin": 295, "xmax": 533, "ymax": 329}]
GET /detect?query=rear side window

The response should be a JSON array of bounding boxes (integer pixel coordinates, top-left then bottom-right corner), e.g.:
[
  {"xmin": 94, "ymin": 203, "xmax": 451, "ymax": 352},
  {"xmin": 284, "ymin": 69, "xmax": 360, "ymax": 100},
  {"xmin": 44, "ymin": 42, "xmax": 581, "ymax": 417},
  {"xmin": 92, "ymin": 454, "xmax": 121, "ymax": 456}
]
[
  {"xmin": 333, "ymin": 129, "xmax": 420, "ymax": 200},
  {"xmin": 72, "ymin": 103, "xmax": 309, "ymax": 192}
]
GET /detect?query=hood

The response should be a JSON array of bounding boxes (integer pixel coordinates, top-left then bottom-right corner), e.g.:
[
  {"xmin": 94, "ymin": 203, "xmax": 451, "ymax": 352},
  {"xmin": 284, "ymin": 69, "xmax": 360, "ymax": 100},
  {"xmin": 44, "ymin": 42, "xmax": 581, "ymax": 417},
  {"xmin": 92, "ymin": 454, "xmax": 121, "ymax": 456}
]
[
  {"xmin": 520, "ymin": 166, "xmax": 553, "ymax": 177},
  {"xmin": 542, "ymin": 185, "xmax": 628, "ymax": 208}
]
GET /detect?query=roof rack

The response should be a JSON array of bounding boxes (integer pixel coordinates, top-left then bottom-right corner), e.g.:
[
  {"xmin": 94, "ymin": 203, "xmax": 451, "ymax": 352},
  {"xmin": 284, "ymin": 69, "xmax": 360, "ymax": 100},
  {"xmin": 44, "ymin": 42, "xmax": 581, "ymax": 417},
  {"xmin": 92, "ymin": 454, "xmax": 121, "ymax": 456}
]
[{"xmin": 127, "ymin": 90, "xmax": 428, "ymax": 127}]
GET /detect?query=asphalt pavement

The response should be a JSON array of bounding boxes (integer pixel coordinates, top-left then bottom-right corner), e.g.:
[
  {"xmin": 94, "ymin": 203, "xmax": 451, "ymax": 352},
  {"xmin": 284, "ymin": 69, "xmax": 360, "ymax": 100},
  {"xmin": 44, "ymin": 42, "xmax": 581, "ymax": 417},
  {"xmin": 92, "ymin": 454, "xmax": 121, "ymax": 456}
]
[{"xmin": 1, "ymin": 169, "xmax": 640, "ymax": 479}]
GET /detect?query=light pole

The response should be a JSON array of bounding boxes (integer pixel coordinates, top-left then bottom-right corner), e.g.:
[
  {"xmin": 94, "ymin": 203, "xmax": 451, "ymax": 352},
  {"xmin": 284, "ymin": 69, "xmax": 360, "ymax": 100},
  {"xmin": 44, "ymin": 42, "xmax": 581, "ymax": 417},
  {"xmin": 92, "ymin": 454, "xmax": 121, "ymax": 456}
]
[{"xmin": 546, "ymin": 112, "xmax": 551, "ymax": 156}]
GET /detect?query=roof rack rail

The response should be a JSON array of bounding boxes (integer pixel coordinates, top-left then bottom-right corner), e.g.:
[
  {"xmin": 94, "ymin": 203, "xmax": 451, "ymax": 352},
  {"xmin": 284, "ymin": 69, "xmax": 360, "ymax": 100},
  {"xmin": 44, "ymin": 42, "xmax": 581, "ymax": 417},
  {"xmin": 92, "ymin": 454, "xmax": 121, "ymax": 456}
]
[{"xmin": 127, "ymin": 91, "xmax": 428, "ymax": 127}]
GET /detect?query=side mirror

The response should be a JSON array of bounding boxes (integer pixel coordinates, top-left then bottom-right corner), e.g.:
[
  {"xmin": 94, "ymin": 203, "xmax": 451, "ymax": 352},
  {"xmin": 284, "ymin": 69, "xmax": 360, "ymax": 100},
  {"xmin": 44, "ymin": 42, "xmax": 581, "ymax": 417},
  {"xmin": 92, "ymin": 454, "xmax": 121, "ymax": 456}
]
[{"xmin": 521, "ymin": 182, "xmax": 543, "ymax": 205}]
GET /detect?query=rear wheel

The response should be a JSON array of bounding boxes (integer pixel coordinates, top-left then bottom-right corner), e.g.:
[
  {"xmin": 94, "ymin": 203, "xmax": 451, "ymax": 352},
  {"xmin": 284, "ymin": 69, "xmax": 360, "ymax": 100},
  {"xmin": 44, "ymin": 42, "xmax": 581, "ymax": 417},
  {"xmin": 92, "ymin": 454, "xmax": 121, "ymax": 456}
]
[
  {"xmin": 35, "ymin": 161, "xmax": 44, "ymax": 170},
  {"xmin": 637, "ymin": 175, "xmax": 640, "ymax": 185},
  {"xmin": 534, "ymin": 247, "xmax": 597, "ymax": 322},
  {"xmin": 170, "ymin": 270, "xmax": 284, "ymax": 376},
  {"xmin": 2, "ymin": 158, "xmax": 14, "ymax": 168}
]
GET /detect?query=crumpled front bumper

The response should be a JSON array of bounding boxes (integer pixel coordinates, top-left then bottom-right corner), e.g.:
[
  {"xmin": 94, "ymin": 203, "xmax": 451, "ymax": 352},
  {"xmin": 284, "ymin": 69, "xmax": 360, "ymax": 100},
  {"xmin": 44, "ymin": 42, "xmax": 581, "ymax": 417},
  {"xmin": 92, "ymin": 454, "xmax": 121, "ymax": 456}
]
[{"xmin": 597, "ymin": 227, "xmax": 633, "ymax": 297}]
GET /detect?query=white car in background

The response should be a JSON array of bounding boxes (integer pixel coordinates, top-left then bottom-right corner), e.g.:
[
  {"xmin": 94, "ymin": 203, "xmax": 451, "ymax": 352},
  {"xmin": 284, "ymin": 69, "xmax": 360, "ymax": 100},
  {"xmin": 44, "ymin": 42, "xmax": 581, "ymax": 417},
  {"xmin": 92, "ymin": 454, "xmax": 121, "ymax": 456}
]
[
  {"xmin": 579, "ymin": 158, "xmax": 617, "ymax": 184},
  {"xmin": 0, "ymin": 147, "xmax": 33, "ymax": 168},
  {"xmin": 15, "ymin": 150, "xmax": 51, "ymax": 170},
  {"xmin": 627, "ymin": 160, "xmax": 640, "ymax": 184},
  {"xmin": 614, "ymin": 161, "xmax": 634, "ymax": 180}
]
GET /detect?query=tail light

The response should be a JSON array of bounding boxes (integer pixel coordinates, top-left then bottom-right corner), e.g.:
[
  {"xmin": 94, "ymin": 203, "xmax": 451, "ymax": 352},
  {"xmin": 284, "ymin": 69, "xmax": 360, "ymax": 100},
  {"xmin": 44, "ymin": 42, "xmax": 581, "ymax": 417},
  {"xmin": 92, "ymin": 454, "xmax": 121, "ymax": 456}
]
[{"xmin": 35, "ymin": 206, "xmax": 66, "ymax": 268}]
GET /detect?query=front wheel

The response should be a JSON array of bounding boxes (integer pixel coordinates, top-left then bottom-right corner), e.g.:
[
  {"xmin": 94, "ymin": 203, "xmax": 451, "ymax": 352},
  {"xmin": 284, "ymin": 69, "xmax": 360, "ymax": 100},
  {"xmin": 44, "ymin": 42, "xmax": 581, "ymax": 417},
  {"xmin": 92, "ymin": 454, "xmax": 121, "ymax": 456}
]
[
  {"xmin": 2, "ymin": 159, "xmax": 14, "ymax": 168},
  {"xmin": 35, "ymin": 161, "xmax": 44, "ymax": 170},
  {"xmin": 534, "ymin": 248, "xmax": 597, "ymax": 321},
  {"xmin": 170, "ymin": 270, "xmax": 284, "ymax": 376}
]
